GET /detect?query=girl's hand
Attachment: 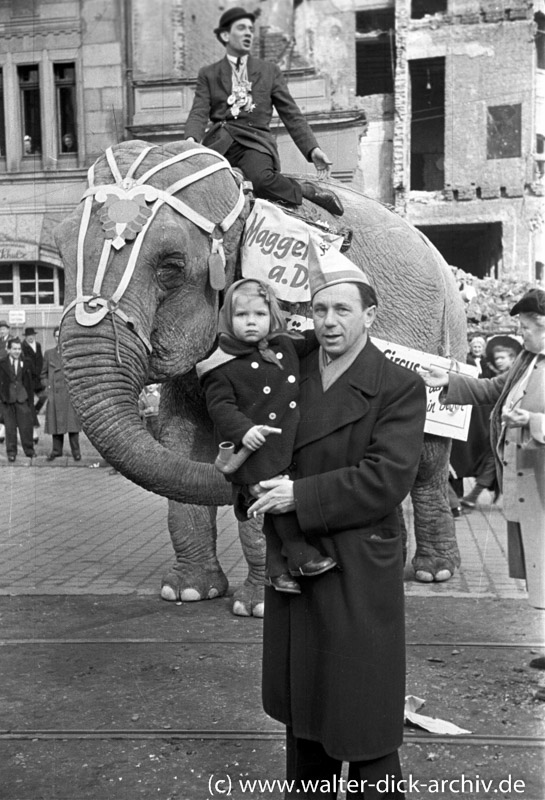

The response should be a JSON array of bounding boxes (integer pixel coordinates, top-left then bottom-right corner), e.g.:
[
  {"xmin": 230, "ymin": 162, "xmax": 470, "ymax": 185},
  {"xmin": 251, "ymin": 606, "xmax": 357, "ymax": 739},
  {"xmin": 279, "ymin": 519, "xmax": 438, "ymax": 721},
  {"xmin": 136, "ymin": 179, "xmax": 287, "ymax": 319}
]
[
  {"xmin": 418, "ymin": 365, "xmax": 450, "ymax": 388},
  {"xmin": 242, "ymin": 425, "xmax": 267, "ymax": 451}
]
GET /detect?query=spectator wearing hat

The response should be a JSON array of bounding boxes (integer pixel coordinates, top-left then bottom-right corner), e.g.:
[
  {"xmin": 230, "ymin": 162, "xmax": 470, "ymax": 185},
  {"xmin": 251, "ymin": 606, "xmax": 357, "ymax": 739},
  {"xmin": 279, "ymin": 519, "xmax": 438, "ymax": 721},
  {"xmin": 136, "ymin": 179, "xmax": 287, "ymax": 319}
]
[
  {"xmin": 421, "ymin": 288, "xmax": 545, "ymax": 609},
  {"xmin": 22, "ymin": 327, "xmax": 45, "ymax": 424},
  {"xmin": 249, "ymin": 241, "xmax": 427, "ymax": 798},
  {"xmin": 0, "ymin": 337, "xmax": 36, "ymax": 462},
  {"xmin": 41, "ymin": 327, "xmax": 81, "ymax": 461},
  {"xmin": 184, "ymin": 7, "xmax": 344, "ymax": 217}
]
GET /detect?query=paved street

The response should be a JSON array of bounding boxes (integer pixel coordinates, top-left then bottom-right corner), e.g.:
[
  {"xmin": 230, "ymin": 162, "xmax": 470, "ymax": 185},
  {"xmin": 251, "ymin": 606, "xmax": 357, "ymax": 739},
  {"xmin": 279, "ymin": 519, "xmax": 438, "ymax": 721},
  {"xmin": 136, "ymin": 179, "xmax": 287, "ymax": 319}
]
[{"xmin": 0, "ymin": 432, "xmax": 529, "ymax": 601}]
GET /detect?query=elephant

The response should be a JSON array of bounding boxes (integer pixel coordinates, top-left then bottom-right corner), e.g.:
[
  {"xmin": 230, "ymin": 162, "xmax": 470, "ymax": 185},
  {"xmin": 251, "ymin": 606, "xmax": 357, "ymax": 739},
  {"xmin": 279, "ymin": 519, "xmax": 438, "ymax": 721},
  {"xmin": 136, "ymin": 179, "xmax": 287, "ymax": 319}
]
[{"xmin": 55, "ymin": 139, "xmax": 467, "ymax": 617}]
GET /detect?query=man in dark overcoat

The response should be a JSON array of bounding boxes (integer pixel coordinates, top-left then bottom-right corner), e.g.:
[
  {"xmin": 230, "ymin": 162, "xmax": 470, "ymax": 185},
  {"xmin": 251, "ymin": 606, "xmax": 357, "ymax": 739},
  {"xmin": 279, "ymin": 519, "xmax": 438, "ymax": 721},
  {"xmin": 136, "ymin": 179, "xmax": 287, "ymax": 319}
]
[
  {"xmin": 249, "ymin": 243, "xmax": 427, "ymax": 798},
  {"xmin": 0, "ymin": 337, "xmax": 36, "ymax": 461},
  {"xmin": 41, "ymin": 326, "xmax": 81, "ymax": 461},
  {"xmin": 184, "ymin": 7, "xmax": 343, "ymax": 217},
  {"xmin": 22, "ymin": 326, "xmax": 46, "ymax": 423}
]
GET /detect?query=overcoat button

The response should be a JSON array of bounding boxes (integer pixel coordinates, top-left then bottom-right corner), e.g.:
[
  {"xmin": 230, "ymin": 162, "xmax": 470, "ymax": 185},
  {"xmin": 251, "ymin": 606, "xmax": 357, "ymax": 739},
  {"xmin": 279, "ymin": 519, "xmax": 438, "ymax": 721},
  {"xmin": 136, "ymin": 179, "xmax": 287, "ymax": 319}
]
[
  {"xmin": 289, "ymin": 401, "xmax": 296, "ymax": 408},
  {"xmin": 504, "ymin": 440, "xmax": 509, "ymax": 446},
  {"xmin": 277, "ymin": 353, "xmax": 283, "ymax": 359},
  {"xmin": 263, "ymin": 386, "xmax": 271, "ymax": 394},
  {"xmin": 502, "ymin": 460, "xmax": 508, "ymax": 466},
  {"xmin": 269, "ymin": 412, "xmax": 276, "ymax": 420},
  {"xmin": 287, "ymin": 375, "xmax": 296, "ymax": 383},
  {"xmin": 519, "ymin": 498, "xmax": 525, "ymax": 502},
  {"xmin": 517, "ymin": 471, "xmax": 523, "ymax": 476},
  {"xmin": 251, "ymin": 362, "xmax": 259, "ymax": 369}
]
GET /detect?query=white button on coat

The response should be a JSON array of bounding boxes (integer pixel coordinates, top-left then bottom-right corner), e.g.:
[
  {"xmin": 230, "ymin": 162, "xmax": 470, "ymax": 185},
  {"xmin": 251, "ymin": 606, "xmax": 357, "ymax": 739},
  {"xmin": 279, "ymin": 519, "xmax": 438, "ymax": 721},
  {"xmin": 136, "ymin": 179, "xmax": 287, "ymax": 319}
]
[{"xmin": 287, "ymin": 375, "xmax": 296, "ymax": 383}]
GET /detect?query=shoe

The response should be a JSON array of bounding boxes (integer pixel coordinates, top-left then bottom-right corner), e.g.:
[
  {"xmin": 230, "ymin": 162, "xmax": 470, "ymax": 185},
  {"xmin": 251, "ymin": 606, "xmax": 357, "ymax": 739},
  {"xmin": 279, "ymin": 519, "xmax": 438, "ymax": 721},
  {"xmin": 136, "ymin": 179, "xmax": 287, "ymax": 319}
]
[
  {"xmin": 0, "ymin": 423, "xmax": 4, "ymax": 443},
  {"xmin": 300, "ymin": 181, "xmax": 344, "ymax": 216},
  {"xmin": 460, "ymin": 484, "xmax": 484, "ymax": 509},
  {"xmin": 290, "ymin": 556, "xmax": 337, "ymax": 577},
  {"xmin": 267, "ymin": 574, "xmax": 302, "ymax": 594},
  {"xmin": 73, "ymin": 454, "xmax": 81, "ymax": 461},
  {"xmin": 451, "ymin": 506, "xmax": 462, "ymax": 518},
  {"xmin": 8, "ymin": 455, "xmax": 15, "ymax": 462},
  {"xmin": 46, "ymin": 452, "xmax": 60, "ymax": 461}
]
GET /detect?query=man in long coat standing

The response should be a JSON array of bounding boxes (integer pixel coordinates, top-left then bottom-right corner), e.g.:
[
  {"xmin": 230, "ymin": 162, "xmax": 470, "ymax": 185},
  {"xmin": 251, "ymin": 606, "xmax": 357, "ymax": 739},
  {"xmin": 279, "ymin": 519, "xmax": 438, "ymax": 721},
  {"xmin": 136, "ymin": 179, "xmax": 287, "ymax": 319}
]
[
  {"xmin": 249, "ymin": 243, "xmax": 427, "ymax": 798},
  {"xmin": 0, "ymin": 337, "xmax": 36, "ymax": 462},
  {"xmin": 41, "ymin": 326, "xmax": 81, "ymax": 461}
]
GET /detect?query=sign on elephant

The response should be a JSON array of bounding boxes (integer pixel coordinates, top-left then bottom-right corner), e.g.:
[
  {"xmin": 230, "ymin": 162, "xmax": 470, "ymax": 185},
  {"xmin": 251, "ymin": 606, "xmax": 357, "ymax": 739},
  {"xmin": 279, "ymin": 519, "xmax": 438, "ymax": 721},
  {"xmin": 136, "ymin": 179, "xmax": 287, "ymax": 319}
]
[{"xmin": 241, "ymin": 199, "xmax": 343, "ymax": 302}]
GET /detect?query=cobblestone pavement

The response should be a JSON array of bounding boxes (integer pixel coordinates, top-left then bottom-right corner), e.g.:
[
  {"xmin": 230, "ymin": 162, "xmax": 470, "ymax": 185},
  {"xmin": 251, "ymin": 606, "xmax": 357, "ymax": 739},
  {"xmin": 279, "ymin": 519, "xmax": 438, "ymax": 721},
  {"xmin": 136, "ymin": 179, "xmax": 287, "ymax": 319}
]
[{"xmin": 0, "ymin": 446, "xmax": 527, "ymax": 601}]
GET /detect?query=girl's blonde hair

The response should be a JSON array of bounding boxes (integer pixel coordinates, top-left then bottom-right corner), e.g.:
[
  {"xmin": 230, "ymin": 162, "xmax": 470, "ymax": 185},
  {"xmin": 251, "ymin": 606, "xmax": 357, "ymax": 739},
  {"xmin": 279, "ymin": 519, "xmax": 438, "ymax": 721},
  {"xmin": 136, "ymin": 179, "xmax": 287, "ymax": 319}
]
[{"xmin": 222, "ymin": 279, "xmax": 286, "ymax": 336}]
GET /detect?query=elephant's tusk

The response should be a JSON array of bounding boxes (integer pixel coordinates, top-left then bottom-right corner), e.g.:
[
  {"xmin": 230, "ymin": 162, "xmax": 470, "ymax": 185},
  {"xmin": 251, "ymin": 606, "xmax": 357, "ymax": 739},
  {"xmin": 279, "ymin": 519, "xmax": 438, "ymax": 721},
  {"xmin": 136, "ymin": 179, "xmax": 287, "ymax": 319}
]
[{"xmin": 214, "ymin": 426, "xmax": 282, "ymax": 475}]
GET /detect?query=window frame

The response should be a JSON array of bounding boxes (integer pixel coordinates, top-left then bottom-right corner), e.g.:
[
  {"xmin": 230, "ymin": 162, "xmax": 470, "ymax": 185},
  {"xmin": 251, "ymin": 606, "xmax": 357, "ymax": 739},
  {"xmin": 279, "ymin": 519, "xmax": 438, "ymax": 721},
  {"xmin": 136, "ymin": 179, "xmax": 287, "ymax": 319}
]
[{"xmin": 0, "ymin": 262, "xmax": 65, "ymax": 307}]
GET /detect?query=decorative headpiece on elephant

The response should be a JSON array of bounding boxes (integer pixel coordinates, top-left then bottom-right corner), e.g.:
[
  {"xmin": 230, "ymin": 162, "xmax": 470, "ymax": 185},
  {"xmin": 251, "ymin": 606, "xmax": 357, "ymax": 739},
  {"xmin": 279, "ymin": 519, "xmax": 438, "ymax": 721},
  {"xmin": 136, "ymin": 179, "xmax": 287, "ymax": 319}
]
[{"xmin": 55, "ymin": 139, "xmax": 467, "ymax": 616}]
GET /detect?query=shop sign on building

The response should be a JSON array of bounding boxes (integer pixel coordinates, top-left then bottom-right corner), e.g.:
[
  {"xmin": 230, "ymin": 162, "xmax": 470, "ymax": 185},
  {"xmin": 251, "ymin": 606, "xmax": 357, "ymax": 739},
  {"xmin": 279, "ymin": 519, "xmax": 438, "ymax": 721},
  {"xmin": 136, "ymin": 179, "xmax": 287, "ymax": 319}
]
[{"xmin": 0, "ymin": 242, "xmax": 39, "ymax": 261}]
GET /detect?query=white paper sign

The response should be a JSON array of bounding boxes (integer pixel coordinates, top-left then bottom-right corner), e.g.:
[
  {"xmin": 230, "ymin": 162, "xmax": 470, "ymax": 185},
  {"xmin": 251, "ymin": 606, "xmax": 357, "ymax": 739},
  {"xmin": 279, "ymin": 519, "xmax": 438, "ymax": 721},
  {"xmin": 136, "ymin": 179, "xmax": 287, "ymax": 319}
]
[
  {"xmin": 241, "ymin": 199, "xmax": 342, "ymax": 302},
  {"xmin": 372, "ymin": 337, "xmax": 479, "ymax": 441}
]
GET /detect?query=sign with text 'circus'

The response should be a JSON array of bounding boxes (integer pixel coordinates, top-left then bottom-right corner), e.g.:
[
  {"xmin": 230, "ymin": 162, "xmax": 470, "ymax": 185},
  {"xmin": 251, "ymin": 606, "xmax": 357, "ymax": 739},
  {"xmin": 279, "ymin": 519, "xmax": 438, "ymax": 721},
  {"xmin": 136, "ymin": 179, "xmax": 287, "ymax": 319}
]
[
  {"xmin": 372, "ymin": 338, "xmax": 479, "ymax": 441},
  {"xmin": 241, "ymin": 199, "xmax": 342, "ymax": 302}
]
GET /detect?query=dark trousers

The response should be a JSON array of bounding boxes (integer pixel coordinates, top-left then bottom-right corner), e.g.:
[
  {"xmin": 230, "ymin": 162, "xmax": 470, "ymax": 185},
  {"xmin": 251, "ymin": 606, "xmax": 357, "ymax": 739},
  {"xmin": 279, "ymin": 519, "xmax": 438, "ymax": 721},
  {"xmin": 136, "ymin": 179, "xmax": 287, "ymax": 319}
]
[
  {"xmin": 265, "ymin": 512, "xmax": 324, "ymax": 576},
  {"xmin": 285, "ymin": 729, "xmax": 405, "ymax": 800},
  {"xmin": 3, "ymin": 401, "xmax": 35, "ymax": 457},
  {"xmin": 225, "ymin": 142, "xmax": 302, "ymax": 205},
  {"xmin": 51, "ymin": 432, "xmax": 81, "ymax": 458}
]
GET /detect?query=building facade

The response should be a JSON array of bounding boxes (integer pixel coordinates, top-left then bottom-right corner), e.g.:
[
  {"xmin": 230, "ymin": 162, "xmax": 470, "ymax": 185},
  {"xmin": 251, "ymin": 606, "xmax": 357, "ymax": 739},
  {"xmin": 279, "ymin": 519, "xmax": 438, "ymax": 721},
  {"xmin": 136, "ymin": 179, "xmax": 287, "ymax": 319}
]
[
  {"xmin": 0, "ymin": 0, "xmax": 542, "ymax": 346},
  {"xmin": 0, "ymin": 0, "xmax": 125, "ymax": 344}
]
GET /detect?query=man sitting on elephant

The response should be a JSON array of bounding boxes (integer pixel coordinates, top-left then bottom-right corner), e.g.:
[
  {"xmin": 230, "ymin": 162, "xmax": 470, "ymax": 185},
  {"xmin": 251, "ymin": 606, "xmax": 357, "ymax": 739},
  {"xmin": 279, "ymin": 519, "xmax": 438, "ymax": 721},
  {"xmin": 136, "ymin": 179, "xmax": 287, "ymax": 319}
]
[{"xmin": 184, "ymin": 6, "xmax": 344, "ymax": 217}]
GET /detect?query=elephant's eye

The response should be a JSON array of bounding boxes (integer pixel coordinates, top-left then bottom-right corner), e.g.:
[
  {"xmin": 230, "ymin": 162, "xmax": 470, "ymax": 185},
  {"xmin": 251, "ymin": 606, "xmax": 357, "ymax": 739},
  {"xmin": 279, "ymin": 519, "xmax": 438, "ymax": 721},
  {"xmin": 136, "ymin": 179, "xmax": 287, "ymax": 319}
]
[{"xmin": 156, "ymin": 261, "xmax": 185, "ymax": 290}]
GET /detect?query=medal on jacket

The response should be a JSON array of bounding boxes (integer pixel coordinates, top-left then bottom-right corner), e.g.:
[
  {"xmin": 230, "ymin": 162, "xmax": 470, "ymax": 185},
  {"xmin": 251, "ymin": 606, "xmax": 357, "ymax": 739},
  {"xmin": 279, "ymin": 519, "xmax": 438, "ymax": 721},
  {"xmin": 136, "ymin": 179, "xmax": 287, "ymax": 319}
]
[{"xmin": 227, "ymin": 80, "xmax": 255, "ymax": 118}]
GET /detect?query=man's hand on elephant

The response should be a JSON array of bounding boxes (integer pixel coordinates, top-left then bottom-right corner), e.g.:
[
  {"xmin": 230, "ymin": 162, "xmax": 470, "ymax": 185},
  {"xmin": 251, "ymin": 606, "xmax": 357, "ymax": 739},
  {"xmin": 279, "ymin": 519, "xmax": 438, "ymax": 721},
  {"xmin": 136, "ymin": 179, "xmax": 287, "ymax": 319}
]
[
  {"xmin": 242, "ymin": 425, "xmax": 267, "ymax": 451},
  {"xmin": 310, "ymin": 147, "xmax": 332, "ymax": 180},
  {"xmin": 418, "ymin": 365, "xmax": 450, "ymax": 388},
  {"xmin": 247, "ymin": 478, "xmax": 295, "ymax": 517}
]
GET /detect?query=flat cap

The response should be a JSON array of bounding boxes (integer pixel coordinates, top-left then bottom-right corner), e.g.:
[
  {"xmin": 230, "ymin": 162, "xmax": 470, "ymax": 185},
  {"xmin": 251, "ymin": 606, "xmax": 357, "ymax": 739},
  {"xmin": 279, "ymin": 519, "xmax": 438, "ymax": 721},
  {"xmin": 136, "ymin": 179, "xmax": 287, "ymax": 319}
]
[
  {"xmin": 0, "ymin": 319, "xmax": 9, "ymax": 327},
  {"xmin": 509, "ymin": 288, "xmax": 545, "ymax": 317},
  {"xmin": 214, "ymin": 7, "xmax": 255, "ymax": 34}
]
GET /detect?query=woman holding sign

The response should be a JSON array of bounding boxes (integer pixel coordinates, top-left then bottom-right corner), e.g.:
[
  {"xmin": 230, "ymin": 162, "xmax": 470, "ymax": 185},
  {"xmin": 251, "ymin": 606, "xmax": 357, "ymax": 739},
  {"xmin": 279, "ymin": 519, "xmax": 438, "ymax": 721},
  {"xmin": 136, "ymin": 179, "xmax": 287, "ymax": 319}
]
[{"xmin": 421, "ymin": 288, "xmax": 545, "ymax": 609}]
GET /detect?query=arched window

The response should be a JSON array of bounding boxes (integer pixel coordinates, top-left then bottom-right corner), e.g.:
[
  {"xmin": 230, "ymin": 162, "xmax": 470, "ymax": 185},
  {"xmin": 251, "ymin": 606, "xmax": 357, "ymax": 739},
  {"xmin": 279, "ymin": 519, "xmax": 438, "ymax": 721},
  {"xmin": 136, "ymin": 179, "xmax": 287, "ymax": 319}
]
[{"xmin": 0, "ymin": 262, "xmax": 64, "ymax": 306}]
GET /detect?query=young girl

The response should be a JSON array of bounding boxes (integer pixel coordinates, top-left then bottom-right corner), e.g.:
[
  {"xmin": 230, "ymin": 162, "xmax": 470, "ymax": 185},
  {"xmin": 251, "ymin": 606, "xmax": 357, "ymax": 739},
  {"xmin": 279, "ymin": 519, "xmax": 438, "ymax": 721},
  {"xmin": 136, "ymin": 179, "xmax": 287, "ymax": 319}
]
[{"xmin": 197, "ymin": 279, "xmax": 336, "ymax": 593}]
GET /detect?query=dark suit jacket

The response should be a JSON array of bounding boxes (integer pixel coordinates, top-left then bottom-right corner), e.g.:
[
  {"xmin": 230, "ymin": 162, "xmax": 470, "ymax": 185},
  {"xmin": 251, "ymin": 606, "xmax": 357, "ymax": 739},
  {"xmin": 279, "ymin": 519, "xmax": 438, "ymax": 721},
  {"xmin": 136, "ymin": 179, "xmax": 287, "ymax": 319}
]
[
  {"xmin": 0, "ymin": 356, "xmax": 34, "ymax": 405},
  {"xmin": 22, "ymin": 340, "xmax": 43, "ymax": 391},
  {"xmin": 184, "ymin": 56, "xmax": 319, "ymax": 169},
  {"xmin": 262, "ymin": 341, "xmax": 427, "ymax": 762}
]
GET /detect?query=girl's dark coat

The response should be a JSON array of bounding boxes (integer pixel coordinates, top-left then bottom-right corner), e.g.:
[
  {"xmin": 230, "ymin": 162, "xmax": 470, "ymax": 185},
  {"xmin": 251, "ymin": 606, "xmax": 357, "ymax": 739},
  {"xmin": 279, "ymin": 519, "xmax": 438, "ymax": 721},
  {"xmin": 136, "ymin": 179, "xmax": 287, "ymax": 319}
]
[{"xmin": 262, "ymin": 341, "xmax": 427, "ymax": 761}]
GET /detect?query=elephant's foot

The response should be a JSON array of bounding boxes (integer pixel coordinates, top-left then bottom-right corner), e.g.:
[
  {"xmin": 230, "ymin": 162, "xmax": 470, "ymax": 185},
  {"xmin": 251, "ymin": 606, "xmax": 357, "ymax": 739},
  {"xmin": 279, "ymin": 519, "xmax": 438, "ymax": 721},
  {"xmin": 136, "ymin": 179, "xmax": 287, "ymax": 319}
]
[
  {"xmin": 231, "ymin": 580, "xmax": 265, "ymax": 618},
  {"xmin": 414, "ymin": 568, "xmax": 453, "ymax": 583},
  {"xmin": 160, "ymin": 564, "xmax": 229, "ymax": 602}
]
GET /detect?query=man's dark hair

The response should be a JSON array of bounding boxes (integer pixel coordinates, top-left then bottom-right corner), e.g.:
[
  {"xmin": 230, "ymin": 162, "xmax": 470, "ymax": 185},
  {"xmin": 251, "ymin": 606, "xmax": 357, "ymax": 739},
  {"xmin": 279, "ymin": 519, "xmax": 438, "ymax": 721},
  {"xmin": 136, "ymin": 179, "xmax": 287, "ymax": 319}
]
[
  {"xmin": 7, "ymin": 337, "xmax": 21, "ymax": 348},
  {"xmin": 357, "ymin": 283, "xmax": 378, "ymax": 310}
]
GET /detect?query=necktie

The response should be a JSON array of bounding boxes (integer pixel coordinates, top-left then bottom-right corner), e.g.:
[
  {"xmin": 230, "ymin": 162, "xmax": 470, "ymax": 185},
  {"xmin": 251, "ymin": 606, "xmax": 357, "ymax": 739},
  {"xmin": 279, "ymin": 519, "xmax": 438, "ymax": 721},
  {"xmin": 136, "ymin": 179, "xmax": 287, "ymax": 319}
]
[{"xmin": 236, "ymin": 57, "xmax": 242, "ymax": 70}]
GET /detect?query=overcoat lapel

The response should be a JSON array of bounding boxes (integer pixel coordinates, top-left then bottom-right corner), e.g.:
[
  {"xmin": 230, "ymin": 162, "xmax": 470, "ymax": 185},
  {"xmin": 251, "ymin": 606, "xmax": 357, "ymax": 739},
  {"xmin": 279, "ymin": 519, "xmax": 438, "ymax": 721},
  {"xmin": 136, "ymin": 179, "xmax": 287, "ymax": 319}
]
[{"xmin": 296, "ymin": 341, "xmax": 385, "ymax": 449}]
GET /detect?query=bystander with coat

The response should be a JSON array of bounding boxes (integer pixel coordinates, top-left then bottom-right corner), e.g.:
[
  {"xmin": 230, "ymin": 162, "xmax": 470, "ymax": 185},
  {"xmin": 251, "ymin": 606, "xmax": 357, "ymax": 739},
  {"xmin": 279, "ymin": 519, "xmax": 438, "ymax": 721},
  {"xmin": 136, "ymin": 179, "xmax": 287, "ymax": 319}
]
[
  {"xmin": 0, "ymin": 337, "xmax": 36, "ymax": 462},
  {"xmin": 41, "ymin": 327, "xmax": 81, "ymax": 461}
]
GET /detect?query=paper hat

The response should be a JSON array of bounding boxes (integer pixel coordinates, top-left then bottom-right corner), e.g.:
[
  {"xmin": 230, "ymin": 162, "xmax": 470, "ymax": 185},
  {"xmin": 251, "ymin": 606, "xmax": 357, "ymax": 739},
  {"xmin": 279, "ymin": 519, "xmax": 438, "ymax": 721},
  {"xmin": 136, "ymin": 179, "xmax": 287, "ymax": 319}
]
[
  {"xmin": 509, "ymin": 288, "xmax": 545, "ymax": 317},
  {"xmin": 308, "ymin": 237, "xmax": 371, "ymax": 299}
]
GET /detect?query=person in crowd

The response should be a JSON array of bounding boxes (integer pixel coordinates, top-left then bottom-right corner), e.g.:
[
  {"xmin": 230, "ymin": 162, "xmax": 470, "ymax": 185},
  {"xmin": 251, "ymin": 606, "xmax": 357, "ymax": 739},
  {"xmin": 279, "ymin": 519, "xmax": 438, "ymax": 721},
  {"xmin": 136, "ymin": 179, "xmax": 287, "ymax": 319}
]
[
  {"xmin": 466, "ymin": 334, "xmax": 494, "ymax": 378},
  {"xmin": 0, "ymin": 319, "xmax": 9, "ymax": 442},
  {"xmin": 184, "ymin": 7, "xmax": 343, "ymax": 217},
  {"xmin": 0, "ymin": 337, "xmax": 36, "ymax": 462},
  {"xmin": 248, "ymin": 243, "xmax": 427, "ymax": 798},
  {"xmin": 138, "ymin": 383, "xmax": 161, "ymax": 441},
  {"xmin": 41, "ymin": 327, "xmax": 81, "ymax": 461},
  {"xmin": 450, "ymin": 333, "xmax": 498, "ymax": 511},
  {"xmin": 197, "ymin": 278, "xmax": 335, "ymax": 594},
  {"xmin": 421, "ymin": 288, "xmax": 545, "ymax": 610},
  {"xmin": 22, "ymin": 326, "xmax": 46, "ymax": 432},
  {"xmin": 491, "ymin": 344, "xmax": 518, "ymax": 374},
  {"xmin": 0, "ymin": 319, "xmax": 10, "ymax": 359}
]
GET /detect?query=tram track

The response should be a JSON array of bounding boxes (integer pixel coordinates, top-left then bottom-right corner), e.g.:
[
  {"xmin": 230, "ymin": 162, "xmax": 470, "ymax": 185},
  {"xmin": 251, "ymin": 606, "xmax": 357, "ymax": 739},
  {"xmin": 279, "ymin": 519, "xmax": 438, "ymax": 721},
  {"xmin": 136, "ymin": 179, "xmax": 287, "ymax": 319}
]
[{"xmin": 0, "ymin": 729, "xmax": 543, "ymax": 745}]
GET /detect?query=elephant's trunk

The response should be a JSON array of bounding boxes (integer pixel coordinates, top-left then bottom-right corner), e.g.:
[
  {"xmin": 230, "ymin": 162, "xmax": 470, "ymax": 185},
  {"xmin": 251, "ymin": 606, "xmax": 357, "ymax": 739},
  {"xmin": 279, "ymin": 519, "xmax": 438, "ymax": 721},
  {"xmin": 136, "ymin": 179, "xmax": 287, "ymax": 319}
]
[{"xmin": 60, "ymin": 318, "xmax": 231, "ymax": 506}]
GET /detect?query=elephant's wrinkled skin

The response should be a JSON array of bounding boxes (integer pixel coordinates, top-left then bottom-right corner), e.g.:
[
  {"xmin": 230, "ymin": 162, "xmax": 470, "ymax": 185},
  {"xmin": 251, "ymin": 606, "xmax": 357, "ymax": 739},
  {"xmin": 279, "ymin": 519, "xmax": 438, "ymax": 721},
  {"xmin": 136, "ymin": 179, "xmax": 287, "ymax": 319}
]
[{"xmin": 55, "ymin": 140, "xmax": 466, "ymax": 616}]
